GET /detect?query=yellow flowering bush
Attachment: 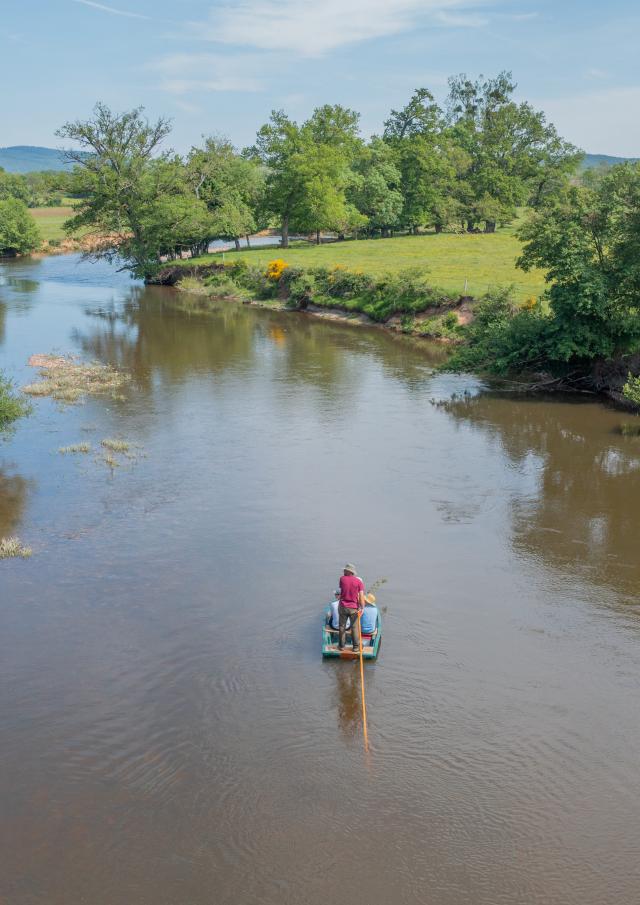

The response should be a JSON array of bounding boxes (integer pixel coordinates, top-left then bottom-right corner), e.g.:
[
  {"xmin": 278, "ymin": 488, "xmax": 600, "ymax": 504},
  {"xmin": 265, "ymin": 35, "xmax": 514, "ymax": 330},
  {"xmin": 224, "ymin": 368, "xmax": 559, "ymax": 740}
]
[
  {"xmin": 523, "ymin": 295, "xmax": 537, "ymax": 310},
  {"xmin": 265, "ymin": 259, "xmax": 289, "ymax": 281}
]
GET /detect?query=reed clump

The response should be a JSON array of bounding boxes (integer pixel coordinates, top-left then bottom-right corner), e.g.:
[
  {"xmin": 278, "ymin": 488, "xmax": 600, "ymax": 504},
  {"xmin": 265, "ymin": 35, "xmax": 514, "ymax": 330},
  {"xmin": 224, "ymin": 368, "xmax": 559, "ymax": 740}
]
[
  {"xmin": 23, "ymin": 354, "xmax": 129, "ymax": 404},
  {"xmin": 101, "ymin": 438, "xmax": 131, "ymax": 453},
  {"xmin": 59, "ymin": 443, "xmax": 92, "ymax": 454},
  {"xmin": 0, "ymin": 537, "xmax": 32, "ymax": 559}
]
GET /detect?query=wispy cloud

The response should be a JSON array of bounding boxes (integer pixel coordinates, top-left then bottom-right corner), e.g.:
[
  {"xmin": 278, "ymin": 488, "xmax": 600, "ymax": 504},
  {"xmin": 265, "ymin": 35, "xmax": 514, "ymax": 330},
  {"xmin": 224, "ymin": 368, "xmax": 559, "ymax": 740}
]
[
  {"xmin": 435, "ymin": 10, "xmax": 489, "ymax": 27},
  {"xmin": 190, "ymin": 0, "xmax": 490, "ymax": 57},
  {"xmin": 71, "ymin": 0, "xmax": 149, "ymax": 20},
  {"xmin": 150, "ymin": 53, "xmax": 263, "ymax": 94}
]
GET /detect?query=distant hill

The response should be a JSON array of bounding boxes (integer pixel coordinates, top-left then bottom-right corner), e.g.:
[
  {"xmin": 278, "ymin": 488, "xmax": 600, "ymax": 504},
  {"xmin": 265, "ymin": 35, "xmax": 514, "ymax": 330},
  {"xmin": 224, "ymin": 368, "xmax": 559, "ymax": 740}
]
[
  {"xmin": 2, "ymin": 144, "xmax": 638, "ymax": 176},
  {"xmin": 581, "ymin": 153, "xmax": 639, "ymax": 170},
  {"xmin": 0, "ymin": 146, "xmax": 75, "ymax": 174}
]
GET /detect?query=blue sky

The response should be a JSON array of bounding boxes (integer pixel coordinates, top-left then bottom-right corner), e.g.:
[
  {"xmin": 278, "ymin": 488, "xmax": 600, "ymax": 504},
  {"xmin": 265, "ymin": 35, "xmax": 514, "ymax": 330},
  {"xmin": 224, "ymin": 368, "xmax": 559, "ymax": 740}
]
[{"xmin": 2, "ymin": 0, "xmax": 639, "ymax": 156}]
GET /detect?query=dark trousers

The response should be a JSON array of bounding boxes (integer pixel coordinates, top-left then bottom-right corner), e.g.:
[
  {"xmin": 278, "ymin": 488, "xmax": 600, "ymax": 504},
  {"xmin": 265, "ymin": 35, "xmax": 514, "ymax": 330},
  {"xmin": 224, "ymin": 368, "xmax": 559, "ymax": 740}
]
[{"xmin": 339, "ymin": 604, "xmax": 361, "ymax": 652}]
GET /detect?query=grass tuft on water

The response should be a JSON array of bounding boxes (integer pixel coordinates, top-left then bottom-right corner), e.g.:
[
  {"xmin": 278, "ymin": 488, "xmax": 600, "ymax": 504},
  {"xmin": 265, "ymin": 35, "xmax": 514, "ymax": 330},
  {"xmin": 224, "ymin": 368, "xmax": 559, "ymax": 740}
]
[
  {"xmin": 59, "ymin": 443, "xmax": 92, "ymax": 454},
  {"xmin": 23, "ymin": 354, "xmax": 129, "ymax": 405},
  {"xmin": 101, "ymin": 438, "xmax": 131, "ymax": 453},
  {"xmin": 102, "ymin": 453, "xmax": 120, "ymax": 469},
  {"xmin": 0, "ymin": 537, "xmax": 32, "ymax": 559}
]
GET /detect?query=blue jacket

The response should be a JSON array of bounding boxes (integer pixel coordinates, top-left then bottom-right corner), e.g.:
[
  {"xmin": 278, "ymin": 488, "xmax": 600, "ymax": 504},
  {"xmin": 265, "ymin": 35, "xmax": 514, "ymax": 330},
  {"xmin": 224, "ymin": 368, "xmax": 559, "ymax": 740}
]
[{"xmin": 360, "ymin": 604, "xmax": 378, "ymax": 634}]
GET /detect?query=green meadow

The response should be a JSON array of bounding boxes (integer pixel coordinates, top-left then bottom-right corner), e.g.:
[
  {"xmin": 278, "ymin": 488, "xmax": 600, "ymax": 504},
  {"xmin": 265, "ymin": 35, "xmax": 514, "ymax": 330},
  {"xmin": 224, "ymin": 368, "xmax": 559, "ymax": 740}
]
[
  {"xmin": 186, "ymin": 225, "xmax": 546, "ymax": 303},
  {"xmin": 30, "ymin": 204, "xmax": 75, "ymax": 242}
]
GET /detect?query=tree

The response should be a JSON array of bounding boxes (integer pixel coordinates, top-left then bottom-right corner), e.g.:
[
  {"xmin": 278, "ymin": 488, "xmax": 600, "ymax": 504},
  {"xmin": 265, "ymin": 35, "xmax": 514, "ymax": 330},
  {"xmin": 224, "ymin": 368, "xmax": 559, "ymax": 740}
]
[
  {"xmin": 58, "ymin": 103, "xmax": 212, "ymax": 277},
  {"xmin": 349, "ymin": 139, "xmax": 404, "ymax": 236},
  {"xmin": 383, "ymin": 89, "xmax": 463, "ymax": 233},
  {"xmin": 0, "ymin": 169, "xmax": 30, "ymax": 205},
  {"xmin": 0, "ymin": 198, "xmax": 40, "ymax": 255},
  {"xmin": 187, "ymin": 136, "xmax": 265, "ymax": 249},
  {"xmin": 518, "ymin": 162, "xmax": 640, "ymax": 363},
  {"xmin": 249, "ymin": 110, "xmax": 305, "ymax": 248},
  {"xmin": 250, "ymin": 105, "xmax": 361, "ymax": 246},
  {"xmin": 446, "ymin": 72, "xmax": 580, "ymax": 231}
]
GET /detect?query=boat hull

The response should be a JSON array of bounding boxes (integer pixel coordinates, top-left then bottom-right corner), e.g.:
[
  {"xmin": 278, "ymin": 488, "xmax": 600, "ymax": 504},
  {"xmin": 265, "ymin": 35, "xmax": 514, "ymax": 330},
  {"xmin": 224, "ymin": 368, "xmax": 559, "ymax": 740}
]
[{"xmin": 322, "ymin": 607, "xmax": 382, "ymax": 659}]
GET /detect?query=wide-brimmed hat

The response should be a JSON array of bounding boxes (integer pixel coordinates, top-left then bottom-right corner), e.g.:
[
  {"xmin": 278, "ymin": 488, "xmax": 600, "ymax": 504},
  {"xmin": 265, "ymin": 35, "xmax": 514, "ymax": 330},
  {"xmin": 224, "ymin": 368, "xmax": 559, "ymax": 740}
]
[{"xmin": 344, "ymin": 563, "xmax": 356, "ymax": 574}]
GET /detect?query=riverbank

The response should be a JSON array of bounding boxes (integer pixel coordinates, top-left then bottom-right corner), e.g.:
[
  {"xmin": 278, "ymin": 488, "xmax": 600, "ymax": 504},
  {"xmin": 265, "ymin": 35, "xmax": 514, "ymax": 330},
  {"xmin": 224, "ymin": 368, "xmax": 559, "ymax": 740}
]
[
  {"xmin": 153, "ymin": 260, "xmax": 640, "ymax": 410},
  {"xmin": 152, "ymin": 260, "xmax": 475, "ymax": 343}
]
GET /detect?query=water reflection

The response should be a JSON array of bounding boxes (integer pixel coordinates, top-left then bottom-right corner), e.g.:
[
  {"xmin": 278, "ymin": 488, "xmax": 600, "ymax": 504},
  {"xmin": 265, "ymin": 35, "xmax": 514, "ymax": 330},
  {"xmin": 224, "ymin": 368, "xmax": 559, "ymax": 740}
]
[
  {"xmin": 74, "ymin": 289, "xmax": 448, "ymax": 408},
  {"xmin": 444, "ymin": 393, "xmax": 640, "ymax": 599},
  {"xmin": 332, "ymin": 664, "xmax": 364, "ymax": 740},
  {"xmin": 0, "ymin": 467, "xmax": 31, "ymax": 536}
]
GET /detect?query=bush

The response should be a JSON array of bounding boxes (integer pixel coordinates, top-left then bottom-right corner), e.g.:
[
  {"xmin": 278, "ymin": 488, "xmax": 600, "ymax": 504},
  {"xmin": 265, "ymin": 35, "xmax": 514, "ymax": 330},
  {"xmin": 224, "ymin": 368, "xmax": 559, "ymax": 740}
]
[
  {"xmin": 281, "ymin": 268, "xmax": 316, "ymax": 308},
  {"xmin": 362, "ymin": 268, "xmax": 444, "ymax": 321},
  {"xmin": 446, "ymin": 287, "xmax": 550, "ymax": 374},
  {"xmin": 203, "ymin": 271, "xmax": 247, "ymax": 297},
  {"xmin": 322, "ymin": 266, "xmax": 372, "ymax": 299},
  {"xmin": 623, "ymin": 374, "xmax": 640, "ymax": 406},
  {"xmin": 0, "ymin": 198, "xmax": 40, "ymax": 255},
  {"xmin": 0, "ymin": 373, "xmax": 31, "ymax": 427}
]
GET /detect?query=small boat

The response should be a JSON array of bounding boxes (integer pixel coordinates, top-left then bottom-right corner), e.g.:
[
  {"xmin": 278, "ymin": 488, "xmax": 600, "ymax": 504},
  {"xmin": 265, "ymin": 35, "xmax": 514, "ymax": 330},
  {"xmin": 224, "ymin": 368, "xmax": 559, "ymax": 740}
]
[{"xmin": 322, "ymin": 606, "xmax": 382, "ymax": 659}]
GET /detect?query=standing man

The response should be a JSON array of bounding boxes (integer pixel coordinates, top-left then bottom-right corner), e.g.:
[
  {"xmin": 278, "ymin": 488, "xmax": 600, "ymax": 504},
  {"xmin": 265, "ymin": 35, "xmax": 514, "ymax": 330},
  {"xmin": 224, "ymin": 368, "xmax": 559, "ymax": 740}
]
[{"xmin": 338, "ymin": 564, "xmax": 365, "ymax": 654}]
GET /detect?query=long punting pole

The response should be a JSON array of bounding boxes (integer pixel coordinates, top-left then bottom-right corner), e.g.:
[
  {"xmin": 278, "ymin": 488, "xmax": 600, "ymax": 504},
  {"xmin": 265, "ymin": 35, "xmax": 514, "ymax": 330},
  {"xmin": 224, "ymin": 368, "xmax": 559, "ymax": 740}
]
[{"xmin": 357, "ymin": 609, "xmax": 369, "ymax": 752}]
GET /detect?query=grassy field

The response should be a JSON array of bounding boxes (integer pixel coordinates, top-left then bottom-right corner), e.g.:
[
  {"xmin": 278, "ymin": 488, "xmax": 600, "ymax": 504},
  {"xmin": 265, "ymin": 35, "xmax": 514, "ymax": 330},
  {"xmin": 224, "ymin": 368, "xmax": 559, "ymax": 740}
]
[
  {"xmin": 30, "ymin": 205, "xmax": 75, "ymax": 242},
  {"xmin": 185, "ymin": 225, "xmax": 547, "ymax": 302}
]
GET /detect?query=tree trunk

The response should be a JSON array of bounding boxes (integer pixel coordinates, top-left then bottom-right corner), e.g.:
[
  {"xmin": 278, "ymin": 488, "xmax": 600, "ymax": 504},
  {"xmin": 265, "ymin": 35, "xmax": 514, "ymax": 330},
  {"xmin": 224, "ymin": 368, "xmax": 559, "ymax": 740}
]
[
  {"xmin": 316, "ymin": 230, "xmax": 321, "ymax": 245},
  {"xmin": 234, "ymin": 237, "xmax": 241, "ymax": 251},
  {"xmin": 467, "ymin": 221, "xmax": 475, "ymax": 233},
  {"xmin": 281, "ymin": 215, "xmax": 289, "ymax": 249},
  {"xmin": 435, "ymin": 222, "xmax": 443, "ymax": 234},
  {"xmin": 484, "ymin": 220, "xmax": 496, "ymax": 234},
  {"xmin": 246, "ymin": 235, "xmax": 251, "ymax": 248}
]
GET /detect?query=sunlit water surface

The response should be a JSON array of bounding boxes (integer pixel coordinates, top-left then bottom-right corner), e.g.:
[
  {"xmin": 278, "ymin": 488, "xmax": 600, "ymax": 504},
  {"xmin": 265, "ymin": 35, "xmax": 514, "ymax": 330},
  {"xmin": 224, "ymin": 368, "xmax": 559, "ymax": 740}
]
[{"xmin": 1, "ymin": 254, "xmax": 639, "ymax": 905}]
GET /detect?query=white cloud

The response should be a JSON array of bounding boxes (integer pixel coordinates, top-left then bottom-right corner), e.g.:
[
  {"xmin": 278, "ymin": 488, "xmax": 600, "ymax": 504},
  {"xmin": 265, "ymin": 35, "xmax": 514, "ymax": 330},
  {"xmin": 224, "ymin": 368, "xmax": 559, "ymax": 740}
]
[
  {"xmin": 539, "ymin": 86, "xmax": 640, "ymax": 157},
  {"xmin": 191, "ymin": 0, "xmax": 489, "ymax": 57},
  {"xmin": 71, "ymin": 0, "xmax": 149, "ymax": 19},
  {"xmin": 150, "ymin": 53, "xmax": 263, "ymax": 94}
]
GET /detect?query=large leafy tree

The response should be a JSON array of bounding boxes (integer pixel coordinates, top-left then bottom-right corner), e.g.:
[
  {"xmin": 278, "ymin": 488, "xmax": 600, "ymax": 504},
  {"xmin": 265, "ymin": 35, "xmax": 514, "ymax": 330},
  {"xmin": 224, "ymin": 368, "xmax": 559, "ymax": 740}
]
[
  {"xmin": 383, "ymin": 89, "xmax": 465, "ymax": 233},
  {"xmin": 58, "ymin": 103, "xmax": 213, "ymax": 277},
  {"xmin": 518, "ymin": 163, "xmax": 640, "ymax": 363},
  {"xmin": 348, "ymin": 139, "xmax": 404, "ymax": 236},
  {"xmin": 187, "ymin": 136, "xmax": 265, "ymax": 249},
  {"xmin": 0, "ymin": 169, "xmax": 31, "ymax": 204},
  {"xmin": 250, "ymin": 105, "xmax": 361, "ymax": 246},
  {"xmin": 0, "ymin": 197, "xmax": 40, "ymax": 255},
  {"xmin": 250, "ymin": 110, "xmax": 305, "ymax": 248},
  {"xmin": 446, "ymin": 72, "xmax": 580, "ymax": 231}
]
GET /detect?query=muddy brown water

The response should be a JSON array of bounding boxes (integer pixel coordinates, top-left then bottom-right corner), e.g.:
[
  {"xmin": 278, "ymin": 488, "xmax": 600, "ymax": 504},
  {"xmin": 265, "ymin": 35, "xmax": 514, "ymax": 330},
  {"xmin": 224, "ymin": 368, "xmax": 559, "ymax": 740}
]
[{"xmin": 1, "ymin": 254, "xmax": 639, "ymax": 905}]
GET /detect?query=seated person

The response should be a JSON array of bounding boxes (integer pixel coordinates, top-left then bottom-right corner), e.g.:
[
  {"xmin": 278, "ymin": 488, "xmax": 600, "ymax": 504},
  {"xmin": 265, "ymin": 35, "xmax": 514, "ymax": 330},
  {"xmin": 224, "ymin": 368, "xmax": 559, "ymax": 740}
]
[
  {"xmin": 359, "ymin": 601, "xmax": 378, "ymax": 635},
  {"xmin": 329, "ymin": 590, "xmax": 341, "ymax": 630}
]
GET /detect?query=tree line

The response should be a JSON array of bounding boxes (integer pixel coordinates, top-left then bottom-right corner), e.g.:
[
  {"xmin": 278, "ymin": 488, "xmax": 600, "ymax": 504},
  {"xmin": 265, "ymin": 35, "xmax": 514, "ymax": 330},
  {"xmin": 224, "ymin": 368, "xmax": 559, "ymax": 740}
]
[{"xmin": 42, "ymin": 71, "xmax": 581, "ymax": 277}]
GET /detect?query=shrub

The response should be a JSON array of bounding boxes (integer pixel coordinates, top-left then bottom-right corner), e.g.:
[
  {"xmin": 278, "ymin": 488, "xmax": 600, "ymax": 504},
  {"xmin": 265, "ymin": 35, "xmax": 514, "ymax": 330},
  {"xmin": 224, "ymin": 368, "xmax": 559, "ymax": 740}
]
[
  {"xmin": 281, "ymin": 268, "xmax": 316, "ymax": 308},
  {"xmin": 265, "ymin": 259, "xmax": 289, "ymax": 280},
  {"xmin": 323, "ymin": 267, "xmax": 372, "ymax": 299},
  {"xmin": 229, "ymin": 262, "xmax": 276, "ymax": 299},
  {"xmin": 203, "ymin": 271, "xmax": 247, "ymax": 297},
  {"xmin": 0, "ymin": 373, "xmax": 31, "ymax": 427},
  {"xmin": 623, "ymin": 374, "xmax": 640, "ymax": 406},
  {"xmin": 446, "ymin": 286, "xmax": 550, "ymax": 374}
]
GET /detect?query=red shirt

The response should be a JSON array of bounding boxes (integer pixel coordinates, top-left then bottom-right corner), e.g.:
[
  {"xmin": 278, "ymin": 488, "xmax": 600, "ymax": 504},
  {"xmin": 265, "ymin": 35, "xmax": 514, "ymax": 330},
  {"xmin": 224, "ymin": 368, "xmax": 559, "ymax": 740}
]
[{"xmin": 339, "ymin": 575, "xmax": 364, "ymax": 609}]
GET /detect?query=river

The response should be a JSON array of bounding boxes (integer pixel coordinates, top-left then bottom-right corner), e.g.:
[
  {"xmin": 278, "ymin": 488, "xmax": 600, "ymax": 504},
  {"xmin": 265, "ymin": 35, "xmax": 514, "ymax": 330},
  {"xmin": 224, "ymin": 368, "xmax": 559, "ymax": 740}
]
[{"xmin": 1, "ymin": 254, "xmax": 639, "ymax": 905}]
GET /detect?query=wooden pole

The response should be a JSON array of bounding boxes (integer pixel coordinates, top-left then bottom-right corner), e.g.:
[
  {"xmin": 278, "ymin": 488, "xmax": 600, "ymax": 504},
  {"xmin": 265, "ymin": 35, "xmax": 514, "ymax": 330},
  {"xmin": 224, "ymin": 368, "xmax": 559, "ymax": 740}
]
[{"xmin": 357, "ymin": 609, "xmax": 369, "ymax": 752}]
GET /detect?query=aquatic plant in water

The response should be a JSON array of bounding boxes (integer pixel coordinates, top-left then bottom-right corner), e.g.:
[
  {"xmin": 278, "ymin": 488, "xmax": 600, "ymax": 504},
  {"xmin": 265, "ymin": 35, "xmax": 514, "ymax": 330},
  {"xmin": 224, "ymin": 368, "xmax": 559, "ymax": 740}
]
[
  {"xmin": 22, "ymin": 354, "xmax": 129, "ymax": 405},
  {"xmin": 0, "ymin": 537, "xmax": 32, "ymax": 559}
]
